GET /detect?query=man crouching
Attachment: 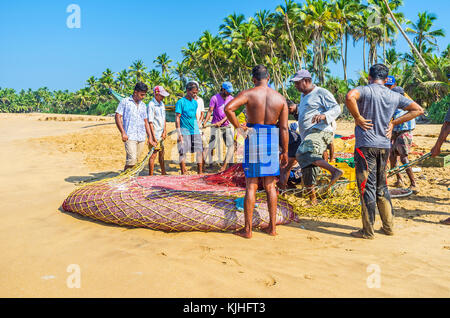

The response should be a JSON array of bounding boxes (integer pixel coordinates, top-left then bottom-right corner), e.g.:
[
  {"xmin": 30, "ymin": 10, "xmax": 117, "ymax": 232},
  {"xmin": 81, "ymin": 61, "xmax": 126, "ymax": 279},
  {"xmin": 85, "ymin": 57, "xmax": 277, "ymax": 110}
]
[{"xmin": 225, "ymin": 65, "xmax": 289, "ymax": 239}]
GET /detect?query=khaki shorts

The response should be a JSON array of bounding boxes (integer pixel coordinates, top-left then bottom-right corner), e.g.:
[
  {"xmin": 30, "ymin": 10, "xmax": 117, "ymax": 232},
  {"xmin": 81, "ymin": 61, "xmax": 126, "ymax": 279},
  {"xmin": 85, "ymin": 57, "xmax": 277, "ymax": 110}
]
[{"xmin": 125, "ymin": 140, "xmax": 146, "ymax": 166}]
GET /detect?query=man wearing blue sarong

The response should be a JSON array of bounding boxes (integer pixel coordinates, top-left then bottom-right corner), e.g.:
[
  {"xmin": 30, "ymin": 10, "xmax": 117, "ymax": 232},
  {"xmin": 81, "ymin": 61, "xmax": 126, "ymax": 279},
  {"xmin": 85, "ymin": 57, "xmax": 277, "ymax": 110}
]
[{"xmin": 225, "ymin": 65, "xmax": 289, "ymax": 239}]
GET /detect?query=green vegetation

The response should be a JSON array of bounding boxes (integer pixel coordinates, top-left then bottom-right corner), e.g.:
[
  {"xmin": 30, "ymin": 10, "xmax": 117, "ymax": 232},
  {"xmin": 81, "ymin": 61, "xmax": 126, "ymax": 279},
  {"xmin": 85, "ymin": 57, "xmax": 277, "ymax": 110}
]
[{"xmin": 1, "ymin": 0, "xmax": 448, "ymax": 121}]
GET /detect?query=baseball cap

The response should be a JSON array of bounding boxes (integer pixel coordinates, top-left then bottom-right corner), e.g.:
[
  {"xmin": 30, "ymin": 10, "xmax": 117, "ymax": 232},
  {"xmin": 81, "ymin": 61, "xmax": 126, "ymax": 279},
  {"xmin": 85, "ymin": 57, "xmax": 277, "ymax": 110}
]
[
  {"xmin": 386, "ymin": 76, "xmax": 396, "ymax": 86},
  {"xmin": 290, "ymin": 69, "xmax": 312, "ymax": 82},
  {"xmin": 222, "ymin": 82, "xmax": 234, "ymax": 94},
  {"xmin": 153, "ymin": 86, "xmax": 170, "ymax": 97},
  {"xmin": 391, "ymin": 86, "xmax": 405, "ymax": 96}
]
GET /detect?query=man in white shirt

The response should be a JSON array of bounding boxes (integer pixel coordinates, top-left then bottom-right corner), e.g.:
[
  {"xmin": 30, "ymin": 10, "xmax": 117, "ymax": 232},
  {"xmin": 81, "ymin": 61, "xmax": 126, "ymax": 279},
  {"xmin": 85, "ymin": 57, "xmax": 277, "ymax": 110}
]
[
  {"xmin": 115, "ymin": 82, "xmax": 153, "ymax": 171},
  {"xmin": 147, "ymin": 85, "xmax": 170, "ymax": 175}
]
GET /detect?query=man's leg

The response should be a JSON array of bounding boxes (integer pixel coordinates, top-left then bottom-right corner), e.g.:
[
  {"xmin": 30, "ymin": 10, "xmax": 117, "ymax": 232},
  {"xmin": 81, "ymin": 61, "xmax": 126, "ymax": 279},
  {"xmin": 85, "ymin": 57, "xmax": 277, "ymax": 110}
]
[
  {"xmin": 262, "ymin": 176, "xmax": 278, "ymax": 236},
  {"xmin": 312, "ymin": 159, "xmax": 343, "ymax": 191},
  {"xmin": 206, "ymin": 127, "xmax": 218, "ymax": 166},
  {"xmin": 352, "ymin": 148, "xmax": 378, "ymax": 239},
  {"xmin": 302, "ymin": 166, "xmax": 320, "ymax": 206},
  {"xmin": 278, "ymin": 158, "xmax": 297, "ymax": 189},
  {"xmin": 159, "ymin": 148, "xmax": 166, "ymax": 175},
  {"xmin": 235, "ymin": 177, "xmax": 259, "ymax": 239},
  {"xmin": 124, "ymin": 140, "xmax": 137, "ymax": 171},
  {"xmin": 149, "ymin": 151, "xmax": 158, "ymax": 176},
  {"xmin": 376, "ymin": 149, "xmax": 395, "ymax": 235},
  {"xmin": 220, "ymin": 127, "xmax": 235, "ymax": 172}
]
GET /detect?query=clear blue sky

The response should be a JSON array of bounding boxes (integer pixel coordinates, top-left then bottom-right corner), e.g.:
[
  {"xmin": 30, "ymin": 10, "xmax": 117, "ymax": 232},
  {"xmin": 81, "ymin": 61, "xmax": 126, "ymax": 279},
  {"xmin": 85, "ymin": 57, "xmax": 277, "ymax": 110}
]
[{"xmin": 0, "ymin": 0, "xmax": 448, "ymax": 92}]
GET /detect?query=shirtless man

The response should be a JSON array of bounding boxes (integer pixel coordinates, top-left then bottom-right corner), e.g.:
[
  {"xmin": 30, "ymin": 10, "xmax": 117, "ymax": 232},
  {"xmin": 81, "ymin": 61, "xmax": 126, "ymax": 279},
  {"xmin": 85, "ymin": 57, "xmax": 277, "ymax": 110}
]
[{"xmin": 225, "ymin": 65, "xmax": 289, "ymax": 239}]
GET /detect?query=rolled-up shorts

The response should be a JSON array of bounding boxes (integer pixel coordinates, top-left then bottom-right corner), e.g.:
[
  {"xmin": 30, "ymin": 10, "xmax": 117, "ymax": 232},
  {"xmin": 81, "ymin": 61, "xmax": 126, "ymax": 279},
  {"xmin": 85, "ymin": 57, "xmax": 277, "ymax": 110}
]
[
  {"xmin": 296, "ymin": 128, "xmax": 333, "ymax": 169},
  {"xmin": 242, "ymin": 124, "xmax": 280, "ymax": 178},
  {"xmin": 125, "ymin": 140, "xmax": 146, "ymax": 166},
  {"xmin": 391, "ymin": 130, "xmax": 413, "ymax": 157},
  {"xmin": 178, "ymin": 134, "xmax": 203, "ymax": 157},
  {"xmin": 208, "ymin": 126, "xmax": 234, "ymax": 149}
]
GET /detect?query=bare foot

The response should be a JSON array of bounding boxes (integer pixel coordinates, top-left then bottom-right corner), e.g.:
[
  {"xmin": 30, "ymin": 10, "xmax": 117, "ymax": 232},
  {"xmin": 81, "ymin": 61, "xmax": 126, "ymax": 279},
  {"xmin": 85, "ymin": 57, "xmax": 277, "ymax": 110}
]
[
  {"xmin": 393, "ymin": 179, "xmax": 405, "ymax": 188},
  {"xmin": 409, "ymin": 185, "xmax": 419, "ymax": 194},
  {"xmin": 261, "ymin": 227, "xmax": 277, "ymax": 236},
  {"xmin": 234, "ymin": 229, "xmax": 252, "ymax": 239},
  {"xmin": 327, "ymin": 169, "xmax": 343, "ymax": 191}
]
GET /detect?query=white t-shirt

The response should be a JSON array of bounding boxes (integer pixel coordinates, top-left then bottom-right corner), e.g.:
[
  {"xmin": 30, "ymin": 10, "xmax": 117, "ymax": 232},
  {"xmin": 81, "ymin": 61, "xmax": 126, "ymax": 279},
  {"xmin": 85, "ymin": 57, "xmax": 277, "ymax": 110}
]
[{"xmin": 195, "ymin": 97, "xmax": 205, "ymax": 122}]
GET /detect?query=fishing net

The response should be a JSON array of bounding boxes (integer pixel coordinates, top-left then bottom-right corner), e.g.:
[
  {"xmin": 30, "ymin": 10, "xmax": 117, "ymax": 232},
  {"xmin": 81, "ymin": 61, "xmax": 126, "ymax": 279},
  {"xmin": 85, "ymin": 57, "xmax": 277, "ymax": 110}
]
[{"xmin": 62, "ymin": 157, "xmax": 296, "ymax": 232}]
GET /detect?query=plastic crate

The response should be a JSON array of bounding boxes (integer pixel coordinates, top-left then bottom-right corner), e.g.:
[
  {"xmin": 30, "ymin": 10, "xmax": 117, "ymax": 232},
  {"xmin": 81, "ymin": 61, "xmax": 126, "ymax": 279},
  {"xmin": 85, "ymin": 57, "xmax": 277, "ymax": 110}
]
[
  {"xmin": 420, "ymin": 151, "xmax": 450, "ymax": 168},
  {"xmin": 332, "ymin": 162, "xmax": 356, "ymax": 190}
]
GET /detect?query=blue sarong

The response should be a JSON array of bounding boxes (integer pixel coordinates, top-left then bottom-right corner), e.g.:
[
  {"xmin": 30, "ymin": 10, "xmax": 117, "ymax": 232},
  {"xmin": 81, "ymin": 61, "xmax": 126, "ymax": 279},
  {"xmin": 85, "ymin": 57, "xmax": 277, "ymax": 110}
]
[{"xmin": 242, "ymin": 124, "xmax": 280, "ymax": 178}]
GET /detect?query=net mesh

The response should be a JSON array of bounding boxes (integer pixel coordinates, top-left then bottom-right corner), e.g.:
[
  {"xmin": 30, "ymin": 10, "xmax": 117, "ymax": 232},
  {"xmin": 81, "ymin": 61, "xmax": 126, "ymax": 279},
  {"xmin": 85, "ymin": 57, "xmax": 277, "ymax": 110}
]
[{"xmin": 62, "ymin": 159, "xmax": 296, "ymax": 232}]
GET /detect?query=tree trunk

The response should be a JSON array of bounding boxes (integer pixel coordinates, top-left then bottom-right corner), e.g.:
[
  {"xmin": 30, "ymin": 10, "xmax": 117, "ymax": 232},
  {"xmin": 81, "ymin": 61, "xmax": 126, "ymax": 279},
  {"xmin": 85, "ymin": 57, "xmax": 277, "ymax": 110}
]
[
  {"xmin": 284, "ymin": 13, "xmax": 302, "ymax": 68},
  {"xmin": 363, "ymin": 36, "xmax": 366, "ymax": 73},
  {"xmin": 381, "ymin": 0, "xmax": 435, "ymax": 80}
]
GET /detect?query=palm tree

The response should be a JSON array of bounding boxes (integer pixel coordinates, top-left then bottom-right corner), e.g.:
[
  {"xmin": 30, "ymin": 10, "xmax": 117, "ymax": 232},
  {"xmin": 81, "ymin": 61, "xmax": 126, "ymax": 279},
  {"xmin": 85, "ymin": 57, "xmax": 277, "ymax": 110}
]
[
  {"xmin": 332, "ymin": 0, "xmax": 361, "ymax": 81},
  {"xmin": 219, "ymin": 13, "xmax": 246, "ymax": 39},
  {"xmin": 380, "ymin": 0, "xmax": 435, "ymax": 80},
  {"xmin": 154, "ymin": 53, "xmax": 173, "ymax": 76},
  {"xmin": 302, "ymin": 0, "xmax": 340, "ymax": 84},
  {"xmin": 231, "ymin": 22, "xmax": 263, "ymax": 65},
  {"xmin": 368, "ymin": 0, "xmax": 404, "ymax": 64},
  {"xmin": 129, "ymin": 59, "xmax": 147, "ymax": 82},
  {"xmin": 198, "ymin": 31, "xmax": 225, "ymax": 86},
  {"xmin": 406, "ymin": 11, "xmax": 446, "ymax": 54},
  {"xmin": 275, "ymin": 0, "xmax": 303, "ymax": 68}
]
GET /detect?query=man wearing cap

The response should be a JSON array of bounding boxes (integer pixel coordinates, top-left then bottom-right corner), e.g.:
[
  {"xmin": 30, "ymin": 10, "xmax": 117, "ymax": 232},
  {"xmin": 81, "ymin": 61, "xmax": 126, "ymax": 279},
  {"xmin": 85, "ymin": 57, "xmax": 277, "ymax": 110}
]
[
  {"xmin": 115, "ymin": 82, "xmax": 153, "ymax": 171},
  {"xmin": 147, "ymin": 85, "xmax": 170, "ymax": 176},
  {"xmin": 203, "ymin": 82, "xmax": 235, "ymax": 172},
  {"xmin": 291, "ymin": 69, "xmax": 343, "ymax": 205},
  {"xmin": 387, "ymin": 82, "xmax": 418, "ymax": 193},
  {"xmin": 176, "ymin": 82, "xmax": 204, "ymax": 175}
]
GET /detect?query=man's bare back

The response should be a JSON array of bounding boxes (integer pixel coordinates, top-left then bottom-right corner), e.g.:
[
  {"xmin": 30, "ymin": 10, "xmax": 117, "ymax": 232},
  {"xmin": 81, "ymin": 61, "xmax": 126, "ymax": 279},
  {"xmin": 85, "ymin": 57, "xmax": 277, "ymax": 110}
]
[
  {"xmin": 224, "ymin": 66, "xmax": 289, "ymax": 239},
  {"xmin": 244, "ymin": 85, "xmax": 288, "ymax": 126}
]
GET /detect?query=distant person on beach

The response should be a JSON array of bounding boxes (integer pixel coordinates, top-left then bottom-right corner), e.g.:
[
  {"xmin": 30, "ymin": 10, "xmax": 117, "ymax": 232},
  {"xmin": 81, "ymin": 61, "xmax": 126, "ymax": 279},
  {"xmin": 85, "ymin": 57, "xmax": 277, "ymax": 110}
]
[
  {"xmin": 175, "ymin": 82, "xmax": 204, "ymax": 175},
  {"xmin": 225, "ymin": 65, "xmax": 289, "ymax": 239},
  {"xmin": 387, "ymin": 83, "xmax": 419, "ymax": 193},
  {"xmin": 192, "ymin": 81, "xmax": 206, "ymax": 127},
  {"xmin": 291, "ymin": 69, "xmax": 343, "ymax": 206},
  {"xmin": 345, "ymin": 64, "xmax": 424, "ymax": 239},
  {"xmin": 278, "ymin": 100, "xmax": 302, "ymax": 190},
  {"xmin": 115, "ymin": 82, "xmax": 153, "ymax": 171},
  {"xmin": 203, "ymin": 82, "xmax": 235, "ymax": 172},
  {"xmin": 431, "ymin": 106, "xmax": 450, "ymax": 225},
  {"xmin": 147, "ymin": 85, "xmax": 170, "ymax": 176}
]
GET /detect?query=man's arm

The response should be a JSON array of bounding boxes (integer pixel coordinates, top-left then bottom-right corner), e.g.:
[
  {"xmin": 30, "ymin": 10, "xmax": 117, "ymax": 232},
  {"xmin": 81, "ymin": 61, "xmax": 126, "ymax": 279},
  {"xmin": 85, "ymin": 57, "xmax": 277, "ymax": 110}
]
[
  {"xmin": 345, "ymin": 89, "xmax": 374, "ymax": 131},
  {"xmin": 312, "ymin": 90, "xmax": 341, "ymax": 124},
  {"xmin": 225, "ymin": 92, "xmax": 249, "ymax": 130},
  {"xmin": 115, "ymin": 113, "xmax": 128, "ymax": 142},
  {"xmin": 387, "ymin": 102, "xmax": 424, "ymax": 139},
  {"xmin": 279, "ymin": 101, "xmax": 289, "ymax": 169},
  {"xmin": 431, "ymin": 121, "xmax": 450, "ymax": 157},
  {"xmin": 147, "ymin": 120, "xmax": 157, "ymax": 146},
  {"xmin": 175, "ymin": 113, "xmax": 183, "ymax": 143},
  {"xmin": 203, "ymin": 108, "xmax": 213, "ymax": 127}
]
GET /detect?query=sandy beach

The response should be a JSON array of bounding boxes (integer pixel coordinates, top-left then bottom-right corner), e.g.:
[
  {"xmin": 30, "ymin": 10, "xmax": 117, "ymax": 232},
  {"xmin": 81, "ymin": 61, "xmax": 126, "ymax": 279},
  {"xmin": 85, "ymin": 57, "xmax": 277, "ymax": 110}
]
[{"xmin": 0, "ymin": 113, "xmax": 449, "ymax": 298}]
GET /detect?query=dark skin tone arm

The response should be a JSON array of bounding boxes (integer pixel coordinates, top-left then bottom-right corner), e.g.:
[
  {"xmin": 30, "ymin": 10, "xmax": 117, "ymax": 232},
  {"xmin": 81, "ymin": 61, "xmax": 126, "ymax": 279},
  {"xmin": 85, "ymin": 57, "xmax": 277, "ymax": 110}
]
[
  {"xmin": 431, "ymin": 121, "xmax": 450, "ymax": 157},
  {"xmin": 345, "ymin": 89, "xmax": 424, "ymax": 139},
  {"xmin": 225, "ymin": 89, "xmax": 289, "ymax": 169},
  {"xmin": 115, "ymin": 113, "xmax": 128, "ymax": 142}
]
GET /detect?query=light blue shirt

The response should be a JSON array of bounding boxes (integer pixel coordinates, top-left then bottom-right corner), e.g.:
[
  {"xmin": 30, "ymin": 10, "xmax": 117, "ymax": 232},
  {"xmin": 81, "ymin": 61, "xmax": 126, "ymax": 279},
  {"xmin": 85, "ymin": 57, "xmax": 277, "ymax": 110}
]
[
  {"xmin": 175, "ymin": 97, "xmax": 200, "ymax": 135},
  {"xmin": 297, "ymin": 86, "xmax": 341, "ymax": 140},
  {"xmin": 393, "ymin": 108, "xmax": 416, "ymax": 132},
  {"xmin": 115, "ymin": 96, "xmax": 148, "ymax": 142},
  {"xmin": 147, "ymin": 98, "xmax": 166, "ymax": 141}
]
